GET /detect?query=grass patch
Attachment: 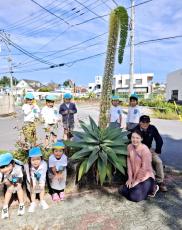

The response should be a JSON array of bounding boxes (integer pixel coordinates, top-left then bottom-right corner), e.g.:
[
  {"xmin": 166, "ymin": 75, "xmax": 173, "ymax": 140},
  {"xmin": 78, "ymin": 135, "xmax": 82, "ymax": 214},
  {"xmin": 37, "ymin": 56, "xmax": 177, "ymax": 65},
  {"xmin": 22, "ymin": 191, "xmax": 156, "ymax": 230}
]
[{"xmin": 152, "ymin": 110, "xmax": 179, "ymax": 120}]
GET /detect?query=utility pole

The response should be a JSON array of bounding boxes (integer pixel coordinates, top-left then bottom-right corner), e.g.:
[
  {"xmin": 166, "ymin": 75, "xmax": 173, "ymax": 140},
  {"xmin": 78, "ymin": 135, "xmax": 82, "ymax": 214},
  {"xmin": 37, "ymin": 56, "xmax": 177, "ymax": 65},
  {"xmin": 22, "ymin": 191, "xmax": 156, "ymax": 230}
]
[
  {"xmin": 0, "ymin": 31, "xmax": 13, "ymax": 94},
  {"xmin": 129, "ymin": 0, "xmax": 135, "ymax": 95}
]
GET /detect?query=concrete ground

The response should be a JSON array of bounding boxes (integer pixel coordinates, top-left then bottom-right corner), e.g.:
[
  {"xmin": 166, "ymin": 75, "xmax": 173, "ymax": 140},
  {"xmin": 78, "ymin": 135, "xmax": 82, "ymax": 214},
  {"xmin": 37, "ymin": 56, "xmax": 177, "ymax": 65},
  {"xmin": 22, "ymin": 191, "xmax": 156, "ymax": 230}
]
[
  {"xmin": 0, "ymin": 173, "xmax": 182, "ymax": 230},
  {"xmin": 0, "ymin": 103, "xmax": 182, "ymax": 170}
]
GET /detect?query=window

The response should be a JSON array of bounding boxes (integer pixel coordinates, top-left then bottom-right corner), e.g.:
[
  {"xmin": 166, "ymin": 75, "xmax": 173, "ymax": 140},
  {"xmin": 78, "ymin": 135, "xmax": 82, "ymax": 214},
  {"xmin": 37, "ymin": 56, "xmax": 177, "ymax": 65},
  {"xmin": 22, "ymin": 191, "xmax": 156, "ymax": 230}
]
[
  {"xmin": 118, "ymin": 80, "xmax": 122, "ymax": 85},
  {"xmin": 125, "ymin": 79, "xmax": 130, "ymax": 85},
  {"xmin": 171, "ymin": 90, "xmax": 178, "ymax": 101},
  {"xmin": 96, "ymin": 85, "xmax": 101, "ymax": 89},
  {"xmin": 135, "ymin": 79, "xmax": 142, "ymax": 84}
]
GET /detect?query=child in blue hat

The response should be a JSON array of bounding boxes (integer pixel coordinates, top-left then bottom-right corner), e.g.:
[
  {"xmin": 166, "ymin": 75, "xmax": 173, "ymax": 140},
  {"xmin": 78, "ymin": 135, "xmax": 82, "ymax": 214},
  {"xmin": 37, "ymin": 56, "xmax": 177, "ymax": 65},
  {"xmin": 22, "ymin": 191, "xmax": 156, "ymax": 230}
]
[
  {"xmin": 24, "ymin": 147, "xmax": 49, "ymax": 212},
  {"xmin": 0, "ymin": 153, "xmax": 25, "ymax": 219},
  {"xmin": 47, "ymin": 141, "xmax": 67, "ymax": 201},
  {"xmin": 126, "ymin": 93, "xmax": 141, "ymax": 130},
  {"xmin": 22, "ymin": 92, "xmax": 40, "ymax": 147},
  {"xmin": 59, "ymin": 93, "xmax": 77, "ymax": 140},
  {"xmin": 41, "ymin": 95, "xmax": 59, "ymax": 148},
  {"xmin": 109, "ymin": 95, "xmax": 123, "ymax": 128}
]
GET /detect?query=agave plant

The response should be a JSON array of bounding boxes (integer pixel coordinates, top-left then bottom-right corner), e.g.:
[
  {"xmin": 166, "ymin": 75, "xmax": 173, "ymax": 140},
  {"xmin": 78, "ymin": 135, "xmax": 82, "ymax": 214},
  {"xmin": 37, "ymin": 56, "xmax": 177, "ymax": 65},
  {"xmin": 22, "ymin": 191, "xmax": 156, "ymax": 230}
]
[
  {"xmin": 99, "ymin": 6, "xmax": 128, "ymax": 129},
  {"xmin": 65, "ymin": 117, "xmax": 128, "ymax": 185}
]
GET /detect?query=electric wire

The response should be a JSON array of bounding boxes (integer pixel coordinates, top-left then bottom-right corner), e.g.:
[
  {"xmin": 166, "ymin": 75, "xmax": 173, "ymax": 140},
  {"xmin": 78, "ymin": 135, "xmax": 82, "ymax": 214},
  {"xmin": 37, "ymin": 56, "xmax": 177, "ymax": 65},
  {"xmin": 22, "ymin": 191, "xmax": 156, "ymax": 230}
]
[{"xmin": 1, "ymin": 34, "xmax": 181, "ymax": 75}]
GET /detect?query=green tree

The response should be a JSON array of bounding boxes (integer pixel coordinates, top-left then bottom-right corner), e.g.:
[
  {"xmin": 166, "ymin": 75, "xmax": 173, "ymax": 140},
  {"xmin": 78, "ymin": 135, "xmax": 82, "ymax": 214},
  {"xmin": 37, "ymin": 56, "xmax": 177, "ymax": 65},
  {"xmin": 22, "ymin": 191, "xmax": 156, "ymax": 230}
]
[
  {"xmin": 0, "ymin": 76, "xmax": 19, "ymax": 86},
  {"xmin": 63, "ymin": 80, "xmax": 70, "ymax": 87},
  {"xmin": 38, "ymin": 87, "xmax": 52, "ymax": 92},
  {"xmin": 99, "ymin": 6, "xmax": 128, "ymax": 129},
  {"xmin": 63, "ymin": 80, "xmax": 74, "ymax": 88}
]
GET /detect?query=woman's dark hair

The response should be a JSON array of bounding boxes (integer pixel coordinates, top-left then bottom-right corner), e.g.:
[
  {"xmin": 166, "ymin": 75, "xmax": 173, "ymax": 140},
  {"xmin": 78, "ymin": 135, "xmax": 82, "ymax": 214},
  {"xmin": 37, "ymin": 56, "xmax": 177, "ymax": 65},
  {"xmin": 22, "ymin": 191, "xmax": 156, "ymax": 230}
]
[{"xmin": 131, "ymin": 129, "xmax": 143, "ymax": 138}]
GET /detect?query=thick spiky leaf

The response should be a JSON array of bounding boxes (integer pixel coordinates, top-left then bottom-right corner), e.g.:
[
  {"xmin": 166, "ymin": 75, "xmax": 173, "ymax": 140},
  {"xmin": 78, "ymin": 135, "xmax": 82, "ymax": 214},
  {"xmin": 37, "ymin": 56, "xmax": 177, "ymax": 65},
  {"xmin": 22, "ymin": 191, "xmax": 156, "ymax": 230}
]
[
  {"xmin": 114, "ymin": 147, "xmax": 128, "ymax": 155},
  {"xmin": 86, "ymin": 147, "xmax": 99, "ymax": 172},
  {"xmin": 78, "ymin": 159, "xmax": 88, "ymax": 181},
  {"xmin": 97, "ymin": 158, "xmax": 107, "ymax": 185},
  {"xmin": 99, "ymin": 151, "xmax": 107, "ymax": 165},
  {"xmin": 108, "ymin": 156, "xmax": 125, "ymax": 174},
  {"xmin": 71, "ymin": 131, "xmax": 85, "ymax": 139},
  {"xmin": 102, "ymin": 129, "xmax": 125, "ymax": 140},
  {"xmin": 104, "ymin": 140, "xmax": 126, "ymax": 147},
  {"xmin": 120, "ymin": 130, "xmax": 130, "ymax": 137},
  {"xmin": 81, "ymin": 136, "xmax": 99, "ymax": 144},
  {"xmin": 79, "ymin": 120, "xmax": 99, "ymax": 140},
  {"xmin": 103, "ymin": 145, "xmax": 125, "ymax": 174},
  {"xmin": 117, "ymin": 155, "xmax": 127, "ymax": 167},
  {"xmin": 71, "ymin": 147, "xmax": 95, "ymax": 160},
  {"xmin": 64, "ymin": 141, "xmax": 89, "ymax": 149},
  {"xmin": 102, "ymin": 127, "xmax": 121, "ymax": 140},
  {"xmin": 89, "ymin": 116, "xmax": 100, "ymax": 137},
  {"xmin": 106, "ymin": 163, "xmax": 112, "ymax": 182}
]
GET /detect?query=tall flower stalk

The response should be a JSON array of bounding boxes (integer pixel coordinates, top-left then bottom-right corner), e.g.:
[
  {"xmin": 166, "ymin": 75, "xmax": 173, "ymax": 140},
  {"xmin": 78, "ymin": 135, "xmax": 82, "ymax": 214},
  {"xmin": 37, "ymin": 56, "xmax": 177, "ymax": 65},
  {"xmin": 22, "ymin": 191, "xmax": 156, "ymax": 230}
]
[{"xmin": 99, "ymin": 6, "xmax": 128, "ymax": 129}]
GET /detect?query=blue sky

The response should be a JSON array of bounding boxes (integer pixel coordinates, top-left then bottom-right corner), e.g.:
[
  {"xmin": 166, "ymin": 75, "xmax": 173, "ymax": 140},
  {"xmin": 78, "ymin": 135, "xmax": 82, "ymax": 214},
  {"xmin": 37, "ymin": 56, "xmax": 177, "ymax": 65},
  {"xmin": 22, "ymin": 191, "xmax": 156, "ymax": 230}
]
[{"xmin": 0, "ymin": 0, "xmax": 181, "ymax": 86}]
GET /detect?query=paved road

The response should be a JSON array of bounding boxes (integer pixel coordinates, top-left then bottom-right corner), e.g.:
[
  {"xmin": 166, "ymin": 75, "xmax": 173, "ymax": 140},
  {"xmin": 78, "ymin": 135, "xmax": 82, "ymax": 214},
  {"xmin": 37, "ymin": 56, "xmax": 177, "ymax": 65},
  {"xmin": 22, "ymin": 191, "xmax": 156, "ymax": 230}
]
[{"xmin": 0, "ymin": 104, "xmax": 182, "ymax": 170}]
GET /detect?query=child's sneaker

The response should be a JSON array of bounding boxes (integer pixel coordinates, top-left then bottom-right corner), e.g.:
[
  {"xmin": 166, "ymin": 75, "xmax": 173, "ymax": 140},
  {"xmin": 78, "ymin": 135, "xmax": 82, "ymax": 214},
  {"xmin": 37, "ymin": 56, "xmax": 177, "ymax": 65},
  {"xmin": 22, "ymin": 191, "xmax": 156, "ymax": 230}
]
[
  {"xmin": 52, "ymin": 193, "xmax": 60, "ymax": 202},
  {"xmin": 59, "ymin": 192, "xmax": 65, "ymax": 201},
  {"xmin": 17, "ymin": 203, "xmax": 25, "ymax": 216},
  {"xmin": 40, "ymin": 200, "xmax": 49, "ymax": 210},
  {"xmin": 1, "ymin": 206, "xmax": 9, "ymax": 219},
  {"xmin": 28, "ymin": 202, "xmax": 36, "ymax": 213},
  {"xmin": 148, "ymin": 185, "xmax": 159, "ymax": 198}
]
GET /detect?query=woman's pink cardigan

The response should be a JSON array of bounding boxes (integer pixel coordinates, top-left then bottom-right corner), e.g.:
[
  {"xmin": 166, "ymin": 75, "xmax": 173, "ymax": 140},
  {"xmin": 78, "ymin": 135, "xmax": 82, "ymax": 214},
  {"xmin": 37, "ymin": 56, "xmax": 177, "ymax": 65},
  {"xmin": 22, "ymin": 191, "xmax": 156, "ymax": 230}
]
[{"xmin": 127, "ymin": 143, "xmax": 155, "ymax": 187}]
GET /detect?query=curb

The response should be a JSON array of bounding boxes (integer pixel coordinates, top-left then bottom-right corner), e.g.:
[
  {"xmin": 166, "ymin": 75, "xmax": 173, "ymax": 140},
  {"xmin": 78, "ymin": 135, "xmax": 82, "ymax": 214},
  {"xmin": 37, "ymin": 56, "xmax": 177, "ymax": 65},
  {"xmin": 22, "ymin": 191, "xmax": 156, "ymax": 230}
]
[{"xmin": 164, "ymin": 166, "xmax": 182, "ymax": 175}]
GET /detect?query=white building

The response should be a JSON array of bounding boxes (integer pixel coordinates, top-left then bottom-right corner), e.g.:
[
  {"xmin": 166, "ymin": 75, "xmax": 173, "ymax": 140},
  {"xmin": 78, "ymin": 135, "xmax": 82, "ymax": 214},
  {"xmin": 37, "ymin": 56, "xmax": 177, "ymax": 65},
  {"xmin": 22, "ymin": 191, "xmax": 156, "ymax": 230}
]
[
  {"xmin": 166, "ymin": 69, "xmax": 182, "ymax": 101},
  {"xmin": 88, "ymin": 76, "xmax": 102, "ymax": 95},
  {"xmin": 15, "ymin": 79, "xmax": 43, "ymax": 95},
  {"xmin": 88, "ymin": 73, "xmax": 153, "ymax": 97}
]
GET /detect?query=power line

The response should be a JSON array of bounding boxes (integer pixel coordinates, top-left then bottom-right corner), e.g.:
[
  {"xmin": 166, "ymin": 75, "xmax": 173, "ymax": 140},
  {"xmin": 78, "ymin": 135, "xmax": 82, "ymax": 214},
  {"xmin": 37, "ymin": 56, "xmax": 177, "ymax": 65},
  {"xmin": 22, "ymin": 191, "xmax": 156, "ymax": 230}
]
[
  {"xmin": 73, "ymin": 0, "xmax": 107, "ymax": 22},
  {"xmin": 0, "ymin": 33, "xmax": 55, "ymax": 66},
  {"xmin": 110, "ymin": 0, "xmax": 118, "ymax": 7},
  {"xmin": 132, "ymin": 0, "xmax": 154, "ymax": 8},
  {"xmin": 13, "ymin": 32, "xmax": 108, "ymax": 68},
  {"xmin": 22, "ymin": 0, "xmax": 103, "ymax": 37},
  {"xmin": 1, "ymin": 34, "xmax": 181, "ymax": 75},
  {"xmin": 0, "ymin": 0, "xmax": 156, "ymax": 69},
  {"xmin": 135, "ymin": 35, "xmax": 182, "ymax": 45},
  {"xmin": 6, "ymin": 0, "xmax": 62, "ymax": 31},
  {"xmin": 30, "ymin": 0, "xmax": 70, "ymax": 25},
  {"xmin": 14, "ymin": 39, "xmax": 107, "ymax": 69},
  {"xmin": 101, "ymin": 0, "xmax": 112, "ymax": 10}
]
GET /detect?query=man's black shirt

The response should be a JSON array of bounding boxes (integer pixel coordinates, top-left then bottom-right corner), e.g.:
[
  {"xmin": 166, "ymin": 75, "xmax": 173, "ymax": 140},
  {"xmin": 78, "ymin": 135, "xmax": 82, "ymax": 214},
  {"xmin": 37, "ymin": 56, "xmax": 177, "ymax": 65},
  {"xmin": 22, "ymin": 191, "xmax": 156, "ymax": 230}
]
[{"xmin": 129, "ymin": 124, "xmax": 163, "ymax": 154}]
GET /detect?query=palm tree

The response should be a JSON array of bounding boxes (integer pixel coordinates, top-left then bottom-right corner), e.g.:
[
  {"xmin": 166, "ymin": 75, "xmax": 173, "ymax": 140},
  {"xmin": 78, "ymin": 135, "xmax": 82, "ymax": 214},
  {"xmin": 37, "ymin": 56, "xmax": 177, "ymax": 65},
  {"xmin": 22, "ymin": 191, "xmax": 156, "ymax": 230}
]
[{"xmin": 99, "ymin": 6, "xmax": 128, "ymax": 129}]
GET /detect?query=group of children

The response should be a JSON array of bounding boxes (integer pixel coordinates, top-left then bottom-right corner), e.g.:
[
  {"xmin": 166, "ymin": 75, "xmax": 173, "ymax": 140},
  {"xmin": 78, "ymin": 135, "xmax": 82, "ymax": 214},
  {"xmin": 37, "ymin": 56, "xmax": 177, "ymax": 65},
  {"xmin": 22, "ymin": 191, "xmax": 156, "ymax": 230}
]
[
  {"xmin": 0, "ymin": 92, "xmax": 78, "ymax": 219},
  {"xmin": 109, "ymin": 93, "xmax": 141, "ymax": 130},
  {"xmin": 21, "ymin": 92, "xmax": 77, "ymax": 148},
  {"xmin": 1, "ymin": 92, "xmax": 163, "ymax": 218},
  {"xmin": 0, "ymin": 141, "xmax": 67, "ymax": 219}
]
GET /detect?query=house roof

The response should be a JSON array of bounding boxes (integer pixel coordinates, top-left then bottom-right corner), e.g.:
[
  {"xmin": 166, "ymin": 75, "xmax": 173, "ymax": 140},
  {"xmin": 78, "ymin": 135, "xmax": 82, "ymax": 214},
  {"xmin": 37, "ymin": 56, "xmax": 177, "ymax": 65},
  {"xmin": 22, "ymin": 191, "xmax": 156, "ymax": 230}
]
[
  {"xmin": 22, "ymin": 79, "xmax": 42, "ymax": 84},
  {"xmin": 17, "ymin": 79, "xmax": 44, "ymax": 90}
]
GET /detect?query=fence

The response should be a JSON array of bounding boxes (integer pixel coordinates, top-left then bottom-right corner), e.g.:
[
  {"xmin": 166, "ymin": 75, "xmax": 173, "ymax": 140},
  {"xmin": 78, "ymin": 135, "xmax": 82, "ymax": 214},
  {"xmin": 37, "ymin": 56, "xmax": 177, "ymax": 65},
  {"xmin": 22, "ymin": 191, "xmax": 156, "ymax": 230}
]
[{"xmin": 0, "ymin": 95, "xmax": 15, "ymax": 116}]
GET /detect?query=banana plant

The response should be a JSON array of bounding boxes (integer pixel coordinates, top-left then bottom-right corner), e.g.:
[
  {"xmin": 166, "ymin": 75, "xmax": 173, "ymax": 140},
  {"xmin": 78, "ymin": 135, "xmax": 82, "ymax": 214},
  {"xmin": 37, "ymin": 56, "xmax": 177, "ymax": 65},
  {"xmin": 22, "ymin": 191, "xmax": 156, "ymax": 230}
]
[{"xmin": 65, "ymin": 116, "xmax": 128, "ymax": 185}]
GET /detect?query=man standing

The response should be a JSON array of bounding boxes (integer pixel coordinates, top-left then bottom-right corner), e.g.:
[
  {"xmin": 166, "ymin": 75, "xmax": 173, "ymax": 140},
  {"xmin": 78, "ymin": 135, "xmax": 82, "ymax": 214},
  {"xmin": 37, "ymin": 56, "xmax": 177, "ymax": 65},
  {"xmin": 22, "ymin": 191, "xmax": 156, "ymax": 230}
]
[{"xmin": 130, "ymin": 115, "xmax": 167, "ymax": 192}]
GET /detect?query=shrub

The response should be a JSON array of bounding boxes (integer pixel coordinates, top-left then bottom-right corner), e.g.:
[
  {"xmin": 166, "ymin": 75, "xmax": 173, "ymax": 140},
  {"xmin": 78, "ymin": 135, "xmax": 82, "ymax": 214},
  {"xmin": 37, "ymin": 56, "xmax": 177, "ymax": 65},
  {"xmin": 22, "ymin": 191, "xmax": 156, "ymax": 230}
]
[{"xmin": 65, "ymin": 117, "xmax": 128, "ymax": 185}]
